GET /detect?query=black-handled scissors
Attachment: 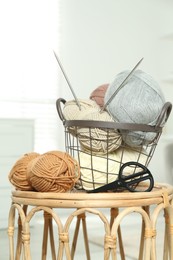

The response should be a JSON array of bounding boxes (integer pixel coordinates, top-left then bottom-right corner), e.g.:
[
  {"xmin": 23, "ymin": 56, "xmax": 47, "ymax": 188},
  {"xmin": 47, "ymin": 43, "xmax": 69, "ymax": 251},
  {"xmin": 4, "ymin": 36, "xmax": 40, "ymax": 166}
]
[{"xmin": 87, "ymin": 161, "xmax": 154, "ymax": 193}]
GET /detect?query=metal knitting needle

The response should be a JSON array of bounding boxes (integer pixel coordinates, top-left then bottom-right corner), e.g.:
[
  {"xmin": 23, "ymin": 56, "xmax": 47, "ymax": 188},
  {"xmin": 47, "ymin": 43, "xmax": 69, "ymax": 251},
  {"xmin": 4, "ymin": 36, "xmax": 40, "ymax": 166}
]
[
  {"xmin": 53, "ymin": 51, "xmax": 81, "ymax": 110},
  {"xmin": 102, "ymin": 57, "xmax": 144, "ymax": 112}
]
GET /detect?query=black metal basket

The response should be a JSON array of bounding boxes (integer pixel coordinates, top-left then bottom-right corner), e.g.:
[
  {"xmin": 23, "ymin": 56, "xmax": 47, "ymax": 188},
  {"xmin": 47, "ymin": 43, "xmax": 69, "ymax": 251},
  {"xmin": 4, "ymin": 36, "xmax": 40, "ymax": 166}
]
[{"xmin": 56, "ymin": 98, "xmax": 172, "ymax": 192}]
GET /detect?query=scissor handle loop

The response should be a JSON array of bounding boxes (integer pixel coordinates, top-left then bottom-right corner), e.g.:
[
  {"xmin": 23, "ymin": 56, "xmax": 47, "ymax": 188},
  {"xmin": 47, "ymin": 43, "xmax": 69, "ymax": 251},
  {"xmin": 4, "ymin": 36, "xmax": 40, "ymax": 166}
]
[{"xmin": 119, "ymin": 161, "xmax": 154, "ymax": 192}]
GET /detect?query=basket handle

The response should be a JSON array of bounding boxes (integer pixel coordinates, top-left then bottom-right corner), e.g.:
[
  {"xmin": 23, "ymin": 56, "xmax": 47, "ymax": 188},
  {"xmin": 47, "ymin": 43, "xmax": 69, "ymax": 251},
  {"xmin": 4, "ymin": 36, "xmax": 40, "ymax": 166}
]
[
  {"xmin": 155, "ymin": 102, "xmax": 172, "ymax": 128},
  {"xmin": 56, "ymin": 98, "xmax": 66, "ymax": 122}
]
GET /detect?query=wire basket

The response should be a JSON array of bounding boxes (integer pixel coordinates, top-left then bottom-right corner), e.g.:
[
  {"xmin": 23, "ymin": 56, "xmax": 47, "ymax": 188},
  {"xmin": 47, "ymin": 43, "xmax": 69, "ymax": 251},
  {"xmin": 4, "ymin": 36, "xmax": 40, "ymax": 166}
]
[{"xmin": 56, "ymin": 98, "xmax": 172, "ymax": 192}]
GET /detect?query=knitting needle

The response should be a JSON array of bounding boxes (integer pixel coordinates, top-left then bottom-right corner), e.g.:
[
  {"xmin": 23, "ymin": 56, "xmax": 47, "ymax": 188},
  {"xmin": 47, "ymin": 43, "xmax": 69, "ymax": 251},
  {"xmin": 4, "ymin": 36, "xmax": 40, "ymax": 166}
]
[
  {"xmin": 53, "ymin": 51, "xmax": 81, "ymax": 110},
  {"xmin": 102, "ymin": 57, "xmax": 144, "ymax": 112}
]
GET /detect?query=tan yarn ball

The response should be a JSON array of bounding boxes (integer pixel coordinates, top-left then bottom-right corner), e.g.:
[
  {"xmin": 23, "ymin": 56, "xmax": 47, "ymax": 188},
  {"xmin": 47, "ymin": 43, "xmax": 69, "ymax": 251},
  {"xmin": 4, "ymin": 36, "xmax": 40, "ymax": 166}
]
[
  {"xmin": 27, "ymin": 151, "xmax": 80, "ymax": 193},
  {"xmin": 77, "ymin": 110, "xmax": 122, "ymax": 154},
  {"xmin": 8, "ymin": 152, "xmax": 40, "ymax": 191}
]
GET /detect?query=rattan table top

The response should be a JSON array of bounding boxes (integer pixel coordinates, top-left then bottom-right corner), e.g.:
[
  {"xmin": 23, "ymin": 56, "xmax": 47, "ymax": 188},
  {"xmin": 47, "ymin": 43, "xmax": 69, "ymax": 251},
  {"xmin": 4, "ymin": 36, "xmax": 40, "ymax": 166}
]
[{"xmin": 11, "ymin": 183, "xmax": 173, "ymax": 208}]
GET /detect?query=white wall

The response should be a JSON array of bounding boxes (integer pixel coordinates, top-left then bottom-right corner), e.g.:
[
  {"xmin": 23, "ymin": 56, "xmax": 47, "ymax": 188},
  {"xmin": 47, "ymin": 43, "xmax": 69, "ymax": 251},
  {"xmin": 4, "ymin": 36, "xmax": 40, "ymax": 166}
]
[
  {"xmin": 0, "ymin": 0, "xmax": 173, "ymax": 183},
  {"xmin": 59, "ymin": 0, "xmax": 173, "ymax": 129},
  {"xmin": 59, "ymin": 0, "xmax": 173, "ymax": 183}
]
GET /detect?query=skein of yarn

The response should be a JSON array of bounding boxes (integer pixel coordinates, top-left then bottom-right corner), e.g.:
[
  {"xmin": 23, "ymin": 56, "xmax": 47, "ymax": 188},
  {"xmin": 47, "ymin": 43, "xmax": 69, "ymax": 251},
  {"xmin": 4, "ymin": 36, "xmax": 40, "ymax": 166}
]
[
  {"xmin": 63, "ymin": 99, "xmax": 100, "ymax": 136},
  {"xmin": 90, "ymin": 84, "xmax": 109, "ymax": 108},
  {"xmin": 27, "ymin": 151, "xmax": 80, "ymax": 193},
  {"xmin": 78, "ymin": 146, "xmax": 148, "ymax": 190},
  {"xmin": 8, "ymin": 152, "xmax": 40, "ymax": 191},
  {"xmin": 77, "ymin": 110, "xmax": 122, "ymax": 154},
  {"xmin": 63, "ymin": 99, "xmax": 100, "ymax": 120},
  {"xmin": 104, "ymin": 70, "xmax": 165, "ymax": 146}
]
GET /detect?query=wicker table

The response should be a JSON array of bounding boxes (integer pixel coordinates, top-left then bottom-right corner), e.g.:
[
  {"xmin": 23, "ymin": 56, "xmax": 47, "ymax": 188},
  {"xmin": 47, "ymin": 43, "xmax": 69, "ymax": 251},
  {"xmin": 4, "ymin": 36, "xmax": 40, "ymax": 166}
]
[{"xmin": 8, "ymin": 183, "xmax": 173, "ymax": 260}]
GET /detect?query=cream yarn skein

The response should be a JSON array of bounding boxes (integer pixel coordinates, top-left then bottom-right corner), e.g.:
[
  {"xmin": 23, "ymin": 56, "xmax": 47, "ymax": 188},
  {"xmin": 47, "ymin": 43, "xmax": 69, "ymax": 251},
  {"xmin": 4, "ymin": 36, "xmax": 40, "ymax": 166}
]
[
  {"xmin": 63, "ymin": 99, "xmax": 100, "ymax": 120},
  {"xmin": 77, "ymin": 110, "xmax": 122, "ymax": 154},
  {"xmin": 78, "ymin": 146, "xmax": 148, "ymax": 191},
  {"xmin": 63, "ymin": 99, "xmax": 122, "ymax": 153},
  {"xmin": 63, "ymin": 99, "xmax": 100, "ymax": 136}
]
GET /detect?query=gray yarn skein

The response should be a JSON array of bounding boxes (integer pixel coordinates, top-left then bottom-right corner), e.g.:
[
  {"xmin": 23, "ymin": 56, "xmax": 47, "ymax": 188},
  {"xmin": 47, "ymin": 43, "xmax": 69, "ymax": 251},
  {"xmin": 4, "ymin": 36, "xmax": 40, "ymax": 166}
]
[{"xmin": 104, "ymin": 70, "xmax": 165, "ymax": 147}]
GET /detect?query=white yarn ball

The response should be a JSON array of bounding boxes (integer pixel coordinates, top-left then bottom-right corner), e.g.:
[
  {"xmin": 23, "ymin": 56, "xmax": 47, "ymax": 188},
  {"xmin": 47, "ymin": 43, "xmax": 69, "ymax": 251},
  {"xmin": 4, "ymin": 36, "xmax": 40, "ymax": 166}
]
[
  {"xmin": 63, "ymin": 99, "xmax": 100, "ymax": 120},
  {"xmin": 104, "ymin": 70, "xmax": 165, "ymax": 146},
  {"xmin": 78, "ymin": 147, "xmax": 148, "ymax": 191},
  {"xmin": 63, "ymin": 99, "xmax": 100, "ymax": 136},
  {"xmin": 77, "ymin": 110, "xmax": 122, "ymax": 154}
]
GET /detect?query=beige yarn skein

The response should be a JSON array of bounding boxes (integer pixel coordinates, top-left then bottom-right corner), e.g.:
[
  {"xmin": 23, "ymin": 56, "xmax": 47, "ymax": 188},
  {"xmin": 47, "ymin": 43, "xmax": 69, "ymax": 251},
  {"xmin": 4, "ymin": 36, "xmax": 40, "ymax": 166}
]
[
  {"xmin": 79, "ymin": 146, "xmax": 148, "ymax": 191},
  {"xmin": 63, "ymin": 99, "xmax": 100, "ymax": 136},
  {"xmin": 8, "ymin": 152, "xmax": 40, "ymax": 191},
  {"xmin": 63, "ymin": 99, "xmax": 100, "ymax": 120},
  {"xmin": 77, "ymin": 110, "xmax": 122, "ymax": 154},
  {"xmin": 27, "ymin": 151, "xmax": 80, "ymax": 193}
]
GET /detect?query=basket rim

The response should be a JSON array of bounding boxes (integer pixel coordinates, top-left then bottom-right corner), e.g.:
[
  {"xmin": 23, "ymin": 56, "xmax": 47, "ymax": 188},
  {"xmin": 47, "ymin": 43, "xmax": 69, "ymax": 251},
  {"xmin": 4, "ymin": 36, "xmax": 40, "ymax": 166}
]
[
  {"xmin": 63, "ymin": 119, "xmax": 162, "ymax": 133},
  {"xmin": 56, "ymin": 98, "xmax": 172, "ymax": 133}
]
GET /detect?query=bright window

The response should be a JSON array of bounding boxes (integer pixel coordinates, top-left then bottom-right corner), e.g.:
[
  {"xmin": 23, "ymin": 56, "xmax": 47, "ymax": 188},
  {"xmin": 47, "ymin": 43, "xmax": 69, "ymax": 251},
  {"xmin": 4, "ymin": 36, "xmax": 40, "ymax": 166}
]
[{"xmin": 0, "ymin": 0, "xmax": 61, "ymax": 153}]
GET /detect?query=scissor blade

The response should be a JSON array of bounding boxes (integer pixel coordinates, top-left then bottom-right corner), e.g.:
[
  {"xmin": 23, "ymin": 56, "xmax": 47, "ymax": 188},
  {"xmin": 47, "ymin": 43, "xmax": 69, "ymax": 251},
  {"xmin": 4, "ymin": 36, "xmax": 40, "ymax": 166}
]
[
  {"xmin": 87, "ymin": 179, "xmax": 121, "ymax": 193},
  {"xmin": 103, "ymin": 57, "xmax": 143, "ymax": 111},
  {"xmin": 53, "ymin": 51, "xmax": 81, "ymax": 110},
  {"xmin": 122, "ymin": 168, "xmax": 148, "ymax": 181}
]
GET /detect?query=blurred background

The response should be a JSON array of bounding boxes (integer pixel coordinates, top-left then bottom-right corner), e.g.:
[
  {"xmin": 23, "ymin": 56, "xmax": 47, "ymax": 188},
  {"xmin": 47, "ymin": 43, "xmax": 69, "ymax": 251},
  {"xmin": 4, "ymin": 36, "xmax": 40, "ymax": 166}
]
[{"xmin": 0, "ymin": 0, "xmax": 173, "ymax": 231}]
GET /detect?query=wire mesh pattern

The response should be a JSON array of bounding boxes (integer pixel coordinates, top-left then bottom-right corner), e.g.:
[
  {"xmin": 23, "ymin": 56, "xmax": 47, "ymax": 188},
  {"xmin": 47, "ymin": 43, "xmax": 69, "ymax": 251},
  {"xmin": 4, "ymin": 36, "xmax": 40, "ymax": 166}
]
[{"xmin": 57, "ymin": 98, "xmax": 172, "ymax": 192}]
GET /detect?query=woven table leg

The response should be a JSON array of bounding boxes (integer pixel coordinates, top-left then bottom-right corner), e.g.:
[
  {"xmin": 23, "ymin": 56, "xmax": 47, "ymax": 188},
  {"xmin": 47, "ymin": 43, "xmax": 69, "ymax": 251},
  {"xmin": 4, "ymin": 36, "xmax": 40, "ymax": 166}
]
[
  {"xmin": 163, "ymin": 210, "xmax": 170, "ymax": 260},
  {"xmin": 164, "ymin": 205, "xmax": 173, "ymax": 260},
  {"xmin": 150, "ymin": 203, "xmax": 164, "ymax": 260},
  {"xmin": 138, "ymin": 219, "xmax": 145, "ymax": 260},
  {"xmin": 8, "ymin": 203, "xmax": 27, "ymax": 260},
  {"xmin": 110, "ymin": 208, "xmax": 125, "ymax": 260},
  {"xmin": 138, "ymin": 206, "xmax": 150, "ymax": 260},
  {"xmin": 22, "ymin": 224, "xmax": 31, "ymax": 260},
  {"xmin": 15, "ymin": 205, "xmax": 28, "ymax": 260},
  {"xmin": 169, "ymin": 202, "xmax": 173, "ymax": 259},
  {"xmin": 8, "ymin": 204, "xmax": 16, "ymax": 260},
  {"xmin": 42, "ymin": 211, "xmax": 56, "ymax": 260},
  {"xmin": 71, "ymin": 213, "xmax": 90, "ymax": 260},
  {"xmin": 163, "ymin": 234, "xmax": 168, "ymax": 260},
  {"xmin": 71, "ymin": 214, "xmax": 80, "ymax": 258},
  {"xmin": 64, "ymin": 208, "xmax": 111, "ymax": 260},
  {"xmin": 150, "ymin": 201, "xmax": 173, "ymax": 260},
  {"xmin": 42, "ymin": 211, "xmax": 49, "ymax": 260},
  {"xmin": 24, "ymin": 206, "xmax": 64, "ymax": 260},
  {"xmin": 81, "ymin": 213, "xmax": 90, "ymax": 260},
  {"xmin": 111, "ymin": 206, "xmax": 152, "ymax": 260},
  {"xmin": 15, "ymin": 214, "xmax": 22, "ymax": 259},
  {"xmin": 48, "ymin": 215, "xmax": 56, "ymax": 260},
  {"xmin": 163, "ymin": 208, "xmax": 169, "ymax": 260}
]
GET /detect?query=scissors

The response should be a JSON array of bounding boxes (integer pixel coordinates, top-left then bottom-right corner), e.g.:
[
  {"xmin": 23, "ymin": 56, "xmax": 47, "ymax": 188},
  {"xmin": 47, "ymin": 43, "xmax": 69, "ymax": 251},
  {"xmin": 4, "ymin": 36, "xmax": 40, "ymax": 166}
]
[{"xmin": 87, "ymin": 161, "xmax": 154, "ymax": 193}]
